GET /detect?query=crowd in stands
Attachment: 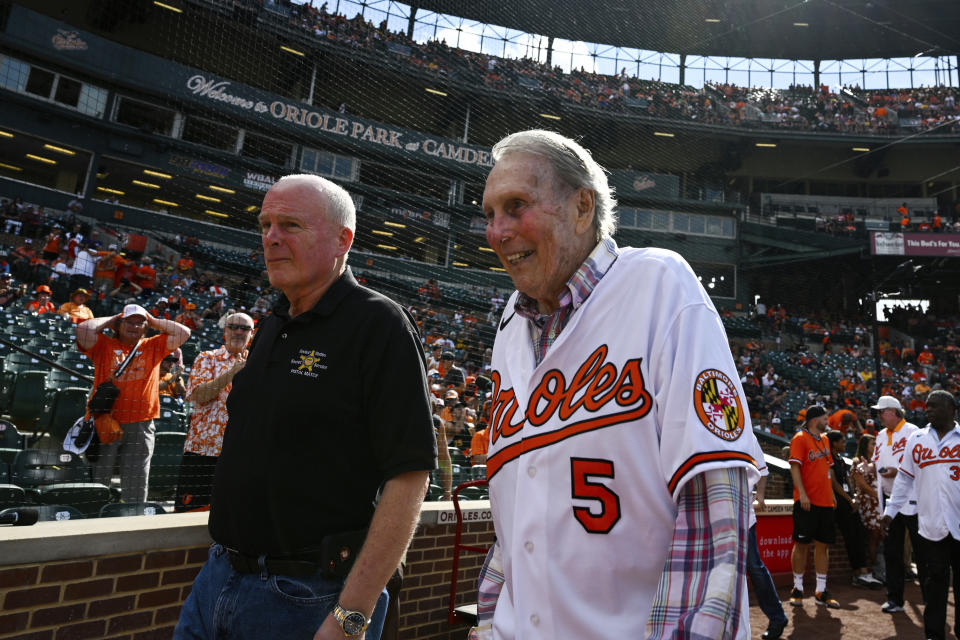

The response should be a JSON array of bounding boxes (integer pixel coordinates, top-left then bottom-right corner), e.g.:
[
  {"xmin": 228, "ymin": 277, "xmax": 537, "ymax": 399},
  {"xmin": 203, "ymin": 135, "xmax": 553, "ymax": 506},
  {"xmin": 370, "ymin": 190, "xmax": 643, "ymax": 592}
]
[{"xmin": 282, "ymin": 2, "xmax": 960, "ymax": 136}]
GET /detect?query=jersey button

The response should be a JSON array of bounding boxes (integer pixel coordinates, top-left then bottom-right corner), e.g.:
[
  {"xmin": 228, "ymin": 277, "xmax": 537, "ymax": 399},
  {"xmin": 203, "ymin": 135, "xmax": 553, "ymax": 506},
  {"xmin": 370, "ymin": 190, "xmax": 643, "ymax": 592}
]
[
  {"xmin": 524, "ymin": 541, "xmax": 534, "ymax": 552},
  {"xmin": 527, "ymin": 466, "xmax": 536, "ymax": 478},
  {"xmin": 530, "ymin": 614, "xmax": 540, "ymax": 626}
]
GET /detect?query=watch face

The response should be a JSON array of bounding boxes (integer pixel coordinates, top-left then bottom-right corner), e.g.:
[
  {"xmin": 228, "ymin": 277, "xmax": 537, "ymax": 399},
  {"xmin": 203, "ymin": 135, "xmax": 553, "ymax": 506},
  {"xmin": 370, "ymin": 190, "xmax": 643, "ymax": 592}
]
[{"xmin": 343, "ymin": 612, "xmax": 366, "ymax": 635}]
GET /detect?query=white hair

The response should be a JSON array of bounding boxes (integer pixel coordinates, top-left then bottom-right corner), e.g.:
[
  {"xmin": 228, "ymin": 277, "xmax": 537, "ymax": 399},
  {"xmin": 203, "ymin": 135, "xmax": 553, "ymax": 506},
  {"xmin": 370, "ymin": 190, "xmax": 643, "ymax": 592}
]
[
  {"xmin": 274, "ymin": 174, "xmax": 356, "ymax": 232},
  {"xmin": 491, "ymin": 129, "xmax": 617, "ymax": 241}
]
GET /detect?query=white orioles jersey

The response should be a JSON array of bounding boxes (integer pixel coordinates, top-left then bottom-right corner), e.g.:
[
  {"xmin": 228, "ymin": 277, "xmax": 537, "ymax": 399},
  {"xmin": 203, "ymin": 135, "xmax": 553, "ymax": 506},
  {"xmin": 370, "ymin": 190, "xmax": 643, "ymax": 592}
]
[
  {"xmin": 874, "ymin": 420, "xmax": 920, "ymax": 516},
  {"xmin": 487, "ymin": 247, "xmax": 760, "ymax": 639},
  {"xmin": 886, "ymin": 423, "xmax": 960, "ymax": 542}
]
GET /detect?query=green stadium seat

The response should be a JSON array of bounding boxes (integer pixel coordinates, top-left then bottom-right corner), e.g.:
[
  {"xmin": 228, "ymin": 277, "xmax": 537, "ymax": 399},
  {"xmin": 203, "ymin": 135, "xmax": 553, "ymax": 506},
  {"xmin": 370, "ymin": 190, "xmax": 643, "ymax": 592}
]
[
  {"xmin": 0, "ymin": 483, "xmax": 24, "ymax": 508},
  {"xmin": 468, "ymin": 465, "xmax": 486, "ymax": 481},
  {"xmin": 38, "ymin": 482, "xmax": 112, "ymax": 518},
  {"xmin": 5, "ymin": 352, "xmax": 51, "ymax": 373},
  {"xmin": 99, "ymin": 501, "xmax": 167, "ymax": 517},
  {"xmin": 11, "ymin": 449, "xmax": 89, "ymax": 488},
  {"xmin": 147, "ymin": 431, "xmax": 186, "ymax": 500},
  {"xmin": 448, "ymin": 447, "xmax": 468, "ymax": 467},
  {"xmin": 38, "ymin": 387, "xmax": 90, "ymax": 442},
  {"xmin": 8, "ymin": 371, "xmax": 49, "ymax": 430},
  {"xmin": 426, "ymin": 484, "xmax": 445, "ymax": 501},
  {"xmin": 0, "ymin": 419, "xmax": 22, "ymax": 448}
]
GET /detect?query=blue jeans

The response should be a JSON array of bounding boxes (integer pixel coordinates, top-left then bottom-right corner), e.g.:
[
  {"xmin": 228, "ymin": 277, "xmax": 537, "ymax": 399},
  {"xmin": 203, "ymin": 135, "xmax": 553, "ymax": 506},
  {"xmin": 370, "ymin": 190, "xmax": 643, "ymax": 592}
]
[
  {"xmin": 746, "ymin": 525, "xmax": 788, "ymax": 626},
  {"xmin": 175, "ymin": 544, "xmax": 388, "ymax": 639}
]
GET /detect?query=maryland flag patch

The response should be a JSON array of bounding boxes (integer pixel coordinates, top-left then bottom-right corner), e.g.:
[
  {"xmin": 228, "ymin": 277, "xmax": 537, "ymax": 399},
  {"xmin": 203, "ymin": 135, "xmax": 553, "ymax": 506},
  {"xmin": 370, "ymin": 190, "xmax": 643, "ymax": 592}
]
[{"xmin": 693, "ymin": 369, "xmax": 744, "ymax": 441}]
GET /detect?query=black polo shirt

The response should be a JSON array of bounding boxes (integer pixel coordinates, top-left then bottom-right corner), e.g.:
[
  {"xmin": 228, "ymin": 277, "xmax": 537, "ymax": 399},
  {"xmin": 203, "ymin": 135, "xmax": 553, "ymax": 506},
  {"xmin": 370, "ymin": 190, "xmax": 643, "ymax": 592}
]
[{"xmin": 209, "ymin": 268, "xmax": 437, "ymax": 555}]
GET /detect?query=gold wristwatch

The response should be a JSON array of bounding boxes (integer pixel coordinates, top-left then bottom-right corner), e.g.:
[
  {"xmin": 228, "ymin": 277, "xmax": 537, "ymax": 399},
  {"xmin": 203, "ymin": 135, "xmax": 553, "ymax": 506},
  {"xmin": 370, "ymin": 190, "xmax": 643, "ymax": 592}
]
[{"xmin": 332, "ymin": 603, "xmax": 370, "ymax": 636}]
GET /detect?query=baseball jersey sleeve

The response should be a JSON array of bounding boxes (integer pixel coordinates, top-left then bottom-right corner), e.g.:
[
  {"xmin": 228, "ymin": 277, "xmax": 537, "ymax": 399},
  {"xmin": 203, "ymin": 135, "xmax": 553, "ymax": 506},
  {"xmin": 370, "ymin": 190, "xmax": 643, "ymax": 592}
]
[
  {"xmin": 650, "ymin": 298, "xmax": 760, "ymax": 500},
  {"xmin": 884, "ymin": 431, "xmax": 919, "ymax": 518}
]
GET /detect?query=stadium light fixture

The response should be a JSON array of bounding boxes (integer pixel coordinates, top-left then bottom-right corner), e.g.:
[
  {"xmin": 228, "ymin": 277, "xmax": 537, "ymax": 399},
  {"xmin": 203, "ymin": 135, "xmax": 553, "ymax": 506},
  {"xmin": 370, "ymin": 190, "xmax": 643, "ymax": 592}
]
[
  {"xmin": 653, "ymin": 132, "xmax": 675, "ymax": 137},
  {"xmin": 376, "ymin": 244, "xmax": 398, "ymax": 251},
  {"xmin": 452, "ymin": 261, "xmax": 469, "ymax": 267},
  {"xmin": 196, "ymin": 194, "xmax": 221, "ymax": 202},
  {"xmin": 0, "ymin": 130, "xmax": 13, "ymax": 138},
  {"xmin": 478, "ymin": 246, "xmax": 495, "ymax": 253},
  {"xmin": 153, "ymin": 1, "xmax": 183, "ymax": 13},
  {"xmin": 755, "ymin": 142, "xmax": 777, "ymax": 148},
  {"xmin": 425, "ymin": 88, "xmax": 448, "ymax": 97},
  {"xmin": 0, "ymin": 163, "xmax": 22, "ymax": 172},
  {"xmin": 281, "ymin": 45, "xmax": 306, "ymax": 57},
  {"xmin": 704, "ymin": 18, "xmax": 721, "ymax": 23},
  {"xmin": 209, "ymin": 185, "xmax": 235, "ymax": 194},
  {"xmin": 371, "ymin": 229, "xmax": 393, "ymax": 236},
  {"xmin": 852, "ymin": 147, "xmax": 870, "ymax": 152},
  {"xmin": 132, "ymin": 180, "xmax": 161, "ymax": 189},
  {"xmin": 204, "ymin": 210, "xmax": 228, "ymax": 218},
  {"xmin": 97, "ymin": 187, "xmax": 125, "ymax": 195},
  {"xmin": 25, "ymin": 154, "xmax": 56, "ymax": 165},
  {"xmin": 153, "ymin": 198, "xmax": 179, "ymax": 207},
  {"xmin": 489, "ymin": 267, "xmax": 506, "ymax": 272},
  {"xmin": 539, "ymin": 113, "xmax": 562, "ymax": 121},
  {"xmin": 793, "ymin": 22, "xmax": 809, "ymax": 27},
  {"xmin": 42, "ymin": 143, "xmax": 75, "ymax": 156},
  {"xmin": 413, "ymin": 236, "xmax": 425, "ymax": 243},
  {"xmin": 143, "ymin": 169, "xmax": 172, "ymax": 179},
  {"xmin": 245, "ymin": 205, "xmax": 259, "ymax": 212},
  {"xmin": 383, "ymin": 221, "xmax": 406, "ymax": 228}
]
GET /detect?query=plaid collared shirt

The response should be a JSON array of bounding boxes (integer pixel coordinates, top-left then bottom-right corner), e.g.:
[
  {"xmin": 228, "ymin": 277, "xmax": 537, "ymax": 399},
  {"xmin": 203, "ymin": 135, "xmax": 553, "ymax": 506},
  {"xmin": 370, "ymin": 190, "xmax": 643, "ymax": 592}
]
[{"xmin": 514, "ymin": 236, "xmax": 620, "ymax": 366}]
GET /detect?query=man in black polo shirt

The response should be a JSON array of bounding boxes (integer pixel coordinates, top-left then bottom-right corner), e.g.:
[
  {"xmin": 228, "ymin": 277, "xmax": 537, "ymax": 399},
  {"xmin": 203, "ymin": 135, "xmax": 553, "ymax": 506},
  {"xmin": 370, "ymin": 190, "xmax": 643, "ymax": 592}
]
[{"xmin": 175, "ymin": 174, "xmax": 437, "ymax": 640}]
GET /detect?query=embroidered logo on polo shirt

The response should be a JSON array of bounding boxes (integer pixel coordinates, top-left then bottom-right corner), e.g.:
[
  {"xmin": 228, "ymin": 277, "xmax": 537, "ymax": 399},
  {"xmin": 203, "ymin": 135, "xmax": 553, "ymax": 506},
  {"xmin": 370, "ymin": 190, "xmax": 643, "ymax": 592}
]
[{"xmin": 289, "ymin": 349, "xmax": 327, "ymax": 378}]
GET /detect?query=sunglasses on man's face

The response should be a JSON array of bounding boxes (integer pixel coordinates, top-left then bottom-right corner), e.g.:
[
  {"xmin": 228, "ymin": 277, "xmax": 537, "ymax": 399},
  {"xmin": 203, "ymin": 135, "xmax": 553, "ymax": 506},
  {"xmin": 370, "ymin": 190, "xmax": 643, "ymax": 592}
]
[{"xmin": 226, "ymin": 324, "xmax": 253, "ymax": 332}]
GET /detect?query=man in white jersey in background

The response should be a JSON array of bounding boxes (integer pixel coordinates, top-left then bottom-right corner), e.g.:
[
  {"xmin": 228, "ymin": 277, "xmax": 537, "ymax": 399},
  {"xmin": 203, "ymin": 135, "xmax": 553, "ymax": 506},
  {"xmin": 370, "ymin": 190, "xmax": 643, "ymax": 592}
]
[
  {"xmin": 883, "ymin": 390, "xmax": 960, "ymax": 640},
  {"xmin": 478, "ymin": 129, "xmax": 760, "ymax": 639},
  {"xmin": 872, "ymin": 394, "xmax": 925, "ymax": 613}
]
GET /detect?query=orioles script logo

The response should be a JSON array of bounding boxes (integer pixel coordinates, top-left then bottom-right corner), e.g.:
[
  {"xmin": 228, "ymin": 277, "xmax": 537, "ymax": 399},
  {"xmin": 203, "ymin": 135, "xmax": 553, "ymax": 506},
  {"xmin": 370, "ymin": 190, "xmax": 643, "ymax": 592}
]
[
  {"xmin": 487, "ymin": 345, "xmax": 652, "ymax": 479},
  {"xmin": 912, "ymin": 442, "xmax": 960, "ymax": 466},
  {"xmin": 892, "ymin": 438, "xmax": 908, "ymax": 455}
]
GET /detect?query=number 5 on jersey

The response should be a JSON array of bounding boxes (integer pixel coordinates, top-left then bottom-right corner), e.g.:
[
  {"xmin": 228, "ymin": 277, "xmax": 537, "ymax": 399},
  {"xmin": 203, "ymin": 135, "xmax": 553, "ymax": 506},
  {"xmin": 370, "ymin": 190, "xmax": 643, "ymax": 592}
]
[{"xmin": 571, "ymin": 458, "xmax": 621, "ymax": 533}]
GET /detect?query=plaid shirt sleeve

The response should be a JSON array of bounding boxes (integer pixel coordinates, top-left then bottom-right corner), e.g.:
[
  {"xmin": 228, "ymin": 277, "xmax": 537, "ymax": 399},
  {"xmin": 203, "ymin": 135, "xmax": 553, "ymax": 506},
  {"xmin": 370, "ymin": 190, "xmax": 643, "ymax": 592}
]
[{"xmin": 646, "ymin": 467, "xmax": 750, "ymax": 639}]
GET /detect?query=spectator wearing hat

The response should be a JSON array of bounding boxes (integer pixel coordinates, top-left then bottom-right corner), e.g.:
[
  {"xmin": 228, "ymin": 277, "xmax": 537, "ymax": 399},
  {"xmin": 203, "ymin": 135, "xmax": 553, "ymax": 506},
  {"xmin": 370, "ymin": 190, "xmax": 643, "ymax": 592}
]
[
  {"xmin": 58, "ymin": 288, "xmax": 94, "ymax": 324},
  {"xmin": 158, "ymin": 349, "xmax": 186, "ymax": 399},
  {"xmin": 149, "ymin": 297, "xmax": 171, "ymax": 320},
  {"xmin": 442, "ymin": 351, "xmax": 465, "ymax": 393},
  {"xmin": 175, "ymin": 302, "xmax": 201, "ymax": 331},
  {"xmin": 788, "ymin": 405, "xmax": 840, "ymax": 608},
  {"xmin": 174, "ymin": 312, "xmax": 253, "ymax": 512},
  {"xmin": 76, "ymin": 303, "xmax": 190, "ymax": 502},
  {"xmin": 25, "ymin": 285, "xmax": 55, "ymax": 314},
  {"xmin": 872, "ymin": 394, "xmax": 925, "ymax": 613}
]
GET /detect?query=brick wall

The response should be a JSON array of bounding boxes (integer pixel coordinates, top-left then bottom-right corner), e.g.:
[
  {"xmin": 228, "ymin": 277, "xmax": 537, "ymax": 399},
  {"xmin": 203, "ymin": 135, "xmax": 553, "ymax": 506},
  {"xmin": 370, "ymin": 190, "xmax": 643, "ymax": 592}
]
[
  {"xmin": 0, "ymin": 507, "xmax": 493, "ymax": 640},
  {"xmin": 0, "ymin": 546, "xmax": 207, "ymax": 639}
]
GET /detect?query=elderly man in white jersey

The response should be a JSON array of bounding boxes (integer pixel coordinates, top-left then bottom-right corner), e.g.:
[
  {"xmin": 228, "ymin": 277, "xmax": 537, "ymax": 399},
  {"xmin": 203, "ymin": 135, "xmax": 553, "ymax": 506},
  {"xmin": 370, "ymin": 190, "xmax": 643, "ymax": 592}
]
[
  {"xmin": 872, "ymin": 394, "xmax": 926, "ymax": 613},
  {"xmin": 883, "ymin": 390, "xmax": 960, "ymax": 640},
  {"xmin": 478, "ymin": 129, "xmax": 760, "ymax": 639}
]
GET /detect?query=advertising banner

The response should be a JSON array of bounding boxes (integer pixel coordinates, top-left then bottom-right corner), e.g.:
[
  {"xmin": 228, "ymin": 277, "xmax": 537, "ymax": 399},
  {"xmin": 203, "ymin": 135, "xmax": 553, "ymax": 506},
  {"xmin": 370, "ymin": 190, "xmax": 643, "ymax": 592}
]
[{"xmin": 871, "ymin": 232, "xmax": 960, "ymax": 257}]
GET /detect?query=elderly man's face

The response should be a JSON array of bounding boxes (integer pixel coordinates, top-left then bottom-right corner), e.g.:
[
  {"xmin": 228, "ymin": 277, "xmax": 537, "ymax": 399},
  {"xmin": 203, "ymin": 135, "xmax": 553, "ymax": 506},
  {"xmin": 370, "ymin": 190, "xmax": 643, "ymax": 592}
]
[
  {"xmin": 482, "ymin": 153, "xmax": 595, "ymax": 312},
  {"xmin": 118, "ymin": 315, "xmax": 147, "ymax": 343},
  {"xmin": 259, "ymin": 183, "xmax": 351, "ymax": 301},
  {"xmin": 222, "ymin": 316, "xmax": 254, "ymax": 354}
]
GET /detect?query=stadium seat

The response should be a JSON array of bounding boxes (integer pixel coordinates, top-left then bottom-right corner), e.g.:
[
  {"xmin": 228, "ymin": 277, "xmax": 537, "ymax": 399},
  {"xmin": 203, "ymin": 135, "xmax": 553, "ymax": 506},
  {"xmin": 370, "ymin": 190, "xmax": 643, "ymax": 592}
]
[
  {"xmin": 455, "ymin": 484, "xmax": 487, "ymax": 501},
  {"xmin": 448, "ymin": 447, "xmax": 468, "ymax": 467},
  {"xmin": 11, "ymin": 449, "xmax": 89, "ymax": 488},
  {"xmin": 7, "ymin": 371, "xmax": 49, "ymax": 430},
  {"xmin": 147, "ymin": 431, "xmax": 186, "ymax": 500},
  {"xmin": 0, "ymin": 504, "xmax": 83, "ymax": 521},
  {"xmin": 5, "ymin": 352, "xmax": 51, "ymax": 373},
  {"xmin": 0, "ymin": 419, "xmax": 22, "ymax": 448},
  {"xmin": 38, "ymin": 387, "xmax": 90, "ymax": 442},
  {"xmin": 99, "ymin": 501, "xmax": 167, "ymax": 518},
  {"xmin": 46, "ymin": 369, "xmax": 89, "ymax": 389},
  {"xmin": 38, "ymin": 482, "xmax": 112, "ymax": 518},
  {"xmin": 426, "ymin": 484, "xmax": 445, "ymax": 501},
  {"xmin": 0, "ymin": 483, "xmax": 25, "ymax": 508},
  {"xmin": 154, "ymin": 414, "xmax": 186, "ymax": 434},
  {"xmin": 468, "ymin": 465, "xmax": 486, "ymax": 481}
]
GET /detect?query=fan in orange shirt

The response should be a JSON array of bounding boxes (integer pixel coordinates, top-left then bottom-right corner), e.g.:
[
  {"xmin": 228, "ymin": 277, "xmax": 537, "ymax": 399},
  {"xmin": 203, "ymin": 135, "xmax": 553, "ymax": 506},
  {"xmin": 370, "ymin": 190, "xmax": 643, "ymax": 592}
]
[{"xmin": 24, "ymin": 285, "xmax": 55, "ymax": 314}]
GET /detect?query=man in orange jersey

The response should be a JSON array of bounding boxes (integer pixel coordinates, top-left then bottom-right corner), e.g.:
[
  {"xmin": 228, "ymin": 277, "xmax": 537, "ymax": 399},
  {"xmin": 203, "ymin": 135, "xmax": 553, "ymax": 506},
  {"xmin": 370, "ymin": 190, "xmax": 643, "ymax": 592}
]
[{"xmin": 788, "ymin": 405, "xmax": 840, "ymax": 609}]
